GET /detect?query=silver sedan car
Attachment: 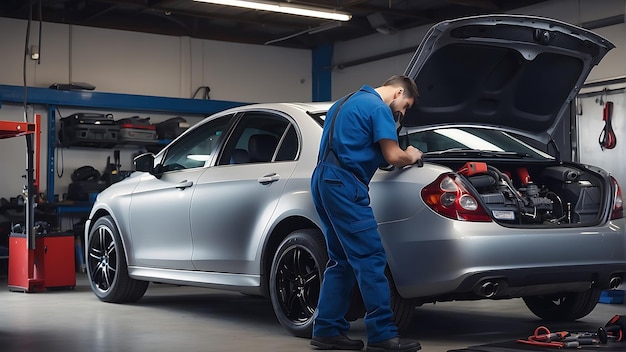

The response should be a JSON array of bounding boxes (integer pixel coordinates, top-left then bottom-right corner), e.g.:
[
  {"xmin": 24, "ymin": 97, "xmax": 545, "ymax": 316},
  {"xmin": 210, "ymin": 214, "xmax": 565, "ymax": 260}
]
[{"xmin": 85, "ymin": 15, "xmax": 625, "ymax": 338}]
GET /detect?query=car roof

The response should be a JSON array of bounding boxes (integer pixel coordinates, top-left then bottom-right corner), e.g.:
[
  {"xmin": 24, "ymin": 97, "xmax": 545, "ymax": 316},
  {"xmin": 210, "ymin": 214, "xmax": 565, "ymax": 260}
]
[{"xmin": 219, "ymin": 101, "xmax": 332, "ymax": 115}]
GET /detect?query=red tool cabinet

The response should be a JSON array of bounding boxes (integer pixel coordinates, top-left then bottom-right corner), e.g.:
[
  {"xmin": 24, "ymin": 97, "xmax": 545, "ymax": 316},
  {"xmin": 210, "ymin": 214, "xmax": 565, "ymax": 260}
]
[{"xmin": 8, "ymin": 232, "xmax": 76, "ymax": 292}]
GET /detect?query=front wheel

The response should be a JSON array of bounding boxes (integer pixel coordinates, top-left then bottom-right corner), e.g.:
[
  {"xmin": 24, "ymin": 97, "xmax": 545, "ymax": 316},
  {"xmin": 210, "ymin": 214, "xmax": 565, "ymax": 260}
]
[
  {"xmin": 86, "ymin": 215, "xmax": 149, "ymax": 303},
  {"xmin": 269, "ymin": 229, "xmax": 328, "ymax": 338},
  {"xmin": 522, "ymin": 288, "xmax": 602, "ymax": 321}
]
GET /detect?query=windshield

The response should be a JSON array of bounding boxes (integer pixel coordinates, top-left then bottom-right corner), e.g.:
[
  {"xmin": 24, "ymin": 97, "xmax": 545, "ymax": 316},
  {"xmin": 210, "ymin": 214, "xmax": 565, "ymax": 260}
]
[{"xmin": 402, "ymin": 127, "xmax": 554, "ymax": 160}]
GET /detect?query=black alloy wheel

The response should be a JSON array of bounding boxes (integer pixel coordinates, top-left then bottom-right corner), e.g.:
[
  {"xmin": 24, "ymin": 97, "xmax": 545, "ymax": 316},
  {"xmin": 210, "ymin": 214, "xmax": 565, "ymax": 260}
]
[
  {"xmin": 87, "ymin": 215, "xmax": 148, "ymax": 303},
  {"xmin": 270, "ymin": 229, "xmax": 328, "ymax": 338}
]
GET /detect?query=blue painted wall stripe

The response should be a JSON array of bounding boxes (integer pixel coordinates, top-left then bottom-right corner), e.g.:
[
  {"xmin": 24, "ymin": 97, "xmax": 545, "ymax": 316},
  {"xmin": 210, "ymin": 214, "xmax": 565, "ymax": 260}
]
[{"xmin": 312, "ymin": 44, "xmax": 332, "ymax": 102}]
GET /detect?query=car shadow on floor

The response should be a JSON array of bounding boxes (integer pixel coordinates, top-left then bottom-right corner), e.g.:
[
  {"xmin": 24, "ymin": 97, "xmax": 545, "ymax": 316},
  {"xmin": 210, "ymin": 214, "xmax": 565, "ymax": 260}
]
[{"xmin": 134, "ymin": 280, "xmax": 625, "ymax": 347}]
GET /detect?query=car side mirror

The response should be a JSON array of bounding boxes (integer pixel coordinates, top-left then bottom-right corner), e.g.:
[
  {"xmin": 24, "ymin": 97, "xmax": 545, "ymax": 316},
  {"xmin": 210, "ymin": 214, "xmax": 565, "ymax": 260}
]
[{"xmin": 134, "ymin": 153, "xmax": 155, "ymax": 173}]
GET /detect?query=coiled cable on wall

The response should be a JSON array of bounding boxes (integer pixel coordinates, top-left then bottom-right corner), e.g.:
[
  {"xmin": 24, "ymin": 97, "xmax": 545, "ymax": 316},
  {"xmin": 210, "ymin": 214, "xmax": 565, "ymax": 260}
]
[{"xmin": 599, "ymin": 101, "xmax": 617, "ymax": 150}]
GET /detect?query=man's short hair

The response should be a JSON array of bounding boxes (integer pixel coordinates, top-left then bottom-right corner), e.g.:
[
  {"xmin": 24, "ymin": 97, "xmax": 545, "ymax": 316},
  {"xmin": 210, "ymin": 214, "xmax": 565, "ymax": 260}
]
[{"xmin": 382, "ymin": 75, "xmax": 419, "ymax": 100}]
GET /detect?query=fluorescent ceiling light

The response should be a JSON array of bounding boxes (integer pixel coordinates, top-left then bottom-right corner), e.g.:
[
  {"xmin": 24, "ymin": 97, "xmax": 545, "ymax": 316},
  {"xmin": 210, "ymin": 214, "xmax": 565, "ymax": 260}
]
[{"xmin": 193, "ymin": 0, "xmax": 352, "ymax": 21}]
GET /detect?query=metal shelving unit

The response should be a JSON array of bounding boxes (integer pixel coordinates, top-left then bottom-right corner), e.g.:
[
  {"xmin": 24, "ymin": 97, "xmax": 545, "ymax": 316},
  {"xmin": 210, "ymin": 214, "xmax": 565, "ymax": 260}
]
[{"xmin": 0, "ymin": 84, "xmax": 246, "ymax": 203}]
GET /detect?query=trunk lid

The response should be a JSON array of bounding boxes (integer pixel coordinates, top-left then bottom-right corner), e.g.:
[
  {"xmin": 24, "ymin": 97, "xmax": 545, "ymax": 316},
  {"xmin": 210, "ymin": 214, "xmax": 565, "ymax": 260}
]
[{"xmin": 402, "ymin": 14, "xmax": 614, "ymax": 145}]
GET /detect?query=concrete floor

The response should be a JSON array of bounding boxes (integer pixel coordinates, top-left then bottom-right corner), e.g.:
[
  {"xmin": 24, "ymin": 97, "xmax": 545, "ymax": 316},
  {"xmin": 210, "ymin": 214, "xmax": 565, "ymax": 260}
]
[{"xmin": 0, "ymin": 272, "xmax": 625, "ymax": 352}]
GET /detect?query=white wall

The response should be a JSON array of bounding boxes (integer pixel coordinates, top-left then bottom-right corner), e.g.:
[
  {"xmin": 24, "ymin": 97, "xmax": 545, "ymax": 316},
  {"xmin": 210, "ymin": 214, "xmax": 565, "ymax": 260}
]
[
  {"xmin": 331, "ymin": 26, "xmax": 426, "ymax": 98},
  {"xmin": 0, "ymin": 17, "xmax": 312, "ymax": 101},
  {"xmin": 0, "ymin": 17, "xmax": 311, "ymax": 202},
  {"xmin": 577, "ymin": 91, "xmax": 626, "ymax": 189}
]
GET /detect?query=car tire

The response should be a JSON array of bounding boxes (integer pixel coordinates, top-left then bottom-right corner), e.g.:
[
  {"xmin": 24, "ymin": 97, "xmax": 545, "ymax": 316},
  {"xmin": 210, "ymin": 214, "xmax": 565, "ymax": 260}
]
[
  {"xmin": 342, "ymin": 269, "xmax": 416, "ymax": 333},
  {"xmin": 269, "ymin": 229, "xmax": 328, "ymax": 338},
  {"xmin": 522, "ymin": 288, "xmax": 602, "ymax": 321},
  {"xmin": 387, "ymin": 268, "xmax": 416, "ymax": 333},
  {"xmin": 86, "ymin": 215, "xmax": 149, "ymax": 303}
]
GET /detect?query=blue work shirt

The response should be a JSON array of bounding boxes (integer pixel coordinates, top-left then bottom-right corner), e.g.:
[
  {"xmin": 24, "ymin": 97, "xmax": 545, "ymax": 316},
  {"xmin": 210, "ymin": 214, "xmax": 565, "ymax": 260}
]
[{"xmin": 319, "ymin": 85, "xmax": 398, "ymax": 185}]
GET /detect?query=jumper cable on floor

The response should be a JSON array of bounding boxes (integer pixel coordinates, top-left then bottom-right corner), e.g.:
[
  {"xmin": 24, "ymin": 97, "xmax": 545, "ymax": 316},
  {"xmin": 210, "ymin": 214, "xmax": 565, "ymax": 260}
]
[
  {"xmin": 516, "ymin": 326, "xmax": 578, "ymax": 348},
  {"xmin": 516, "ymin": 322, "xmax": 624, "ymax": 349}
]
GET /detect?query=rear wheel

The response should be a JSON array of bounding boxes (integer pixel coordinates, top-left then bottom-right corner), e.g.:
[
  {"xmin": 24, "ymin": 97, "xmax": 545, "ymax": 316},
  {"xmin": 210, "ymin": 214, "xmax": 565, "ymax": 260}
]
[
  {"xmin": 86, "ymin": 215, "xmax": 149, "ymax": 303},
  {"xmin": 343, "ymin": 278, "xmax": 415, "ymax": 333},
  {"xmin": 269, "ymin": 229, "xmax": 327, "ymax": 338},
  {"xmin": 387, "ymin": 268, "xmax": 416, "ymax": 333},
  {"xmin": 522, "ymin": 288, "xmax": 602, "ymax": 321}
]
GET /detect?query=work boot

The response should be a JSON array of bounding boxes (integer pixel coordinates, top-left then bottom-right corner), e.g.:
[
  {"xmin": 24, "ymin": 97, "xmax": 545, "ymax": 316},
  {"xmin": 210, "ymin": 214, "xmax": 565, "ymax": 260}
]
[
  {"xmin": 366, "ymin": 337, "xmax": 421, "ymax": 352},
  {"xmin": 311, "ymin": 334, "xmax": 365, "ymax": 350}
]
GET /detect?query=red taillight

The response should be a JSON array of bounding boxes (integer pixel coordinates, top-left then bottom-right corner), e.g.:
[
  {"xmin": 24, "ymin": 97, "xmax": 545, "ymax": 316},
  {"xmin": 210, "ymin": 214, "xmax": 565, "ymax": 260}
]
[
  {"xmin": 611, "ymin": 176, "xmax": 623, "ymax": 220},
  {"xmin": 421, "ymin": 173, "xmax": 492, "ymax": 222}
]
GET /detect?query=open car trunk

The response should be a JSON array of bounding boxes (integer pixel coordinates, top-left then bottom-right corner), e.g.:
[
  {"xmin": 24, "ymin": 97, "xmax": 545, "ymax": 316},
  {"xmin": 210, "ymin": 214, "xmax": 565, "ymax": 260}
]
[{"xmin": 431, "ymin": 159, "xmax": 610, "ymax": 227}]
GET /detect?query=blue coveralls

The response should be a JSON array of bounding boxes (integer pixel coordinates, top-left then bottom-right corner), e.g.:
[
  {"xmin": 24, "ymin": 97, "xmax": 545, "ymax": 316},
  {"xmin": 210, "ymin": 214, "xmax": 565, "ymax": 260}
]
[{"xmin": 311, "ymin": 85, "xmax": 399, "ymax": 343}]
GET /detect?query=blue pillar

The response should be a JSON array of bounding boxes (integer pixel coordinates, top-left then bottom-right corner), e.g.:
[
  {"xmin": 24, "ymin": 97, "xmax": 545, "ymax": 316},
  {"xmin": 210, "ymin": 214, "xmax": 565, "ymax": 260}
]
[{"xmin": 312, "ymin": 44, "xmax": 333, "ymax": 102}]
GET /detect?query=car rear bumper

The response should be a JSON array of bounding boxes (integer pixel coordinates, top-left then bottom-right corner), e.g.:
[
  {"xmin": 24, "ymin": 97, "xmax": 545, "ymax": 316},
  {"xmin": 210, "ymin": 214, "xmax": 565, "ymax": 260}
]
[
  {"xmin": 381, "ymin": 217, "xmax": 626, "ymax": 300},
  {"xmin": 429, "ymin": 264, "xmax": 626, "ymax": 303}
]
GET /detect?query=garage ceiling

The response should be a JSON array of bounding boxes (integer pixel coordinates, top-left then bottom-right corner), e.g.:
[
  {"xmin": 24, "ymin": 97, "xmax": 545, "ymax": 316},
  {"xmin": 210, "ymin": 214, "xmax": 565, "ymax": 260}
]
[{"xmin": 1, "ymin": 0, "xmax": 550, "ymax": 49}]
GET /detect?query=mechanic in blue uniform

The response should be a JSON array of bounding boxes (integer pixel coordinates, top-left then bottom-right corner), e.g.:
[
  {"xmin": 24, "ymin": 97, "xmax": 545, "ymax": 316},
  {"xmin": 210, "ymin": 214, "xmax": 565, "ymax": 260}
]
[{"xmin": 310, "ymin": 75, "xmax": 423, "ymax": 352}]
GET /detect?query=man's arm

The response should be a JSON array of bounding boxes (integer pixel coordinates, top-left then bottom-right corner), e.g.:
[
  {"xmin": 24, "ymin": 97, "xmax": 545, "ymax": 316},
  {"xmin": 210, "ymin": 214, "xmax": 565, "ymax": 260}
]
[{"xmin": 379, "ymin": 139, "xmax": 422, "ymax": 168}]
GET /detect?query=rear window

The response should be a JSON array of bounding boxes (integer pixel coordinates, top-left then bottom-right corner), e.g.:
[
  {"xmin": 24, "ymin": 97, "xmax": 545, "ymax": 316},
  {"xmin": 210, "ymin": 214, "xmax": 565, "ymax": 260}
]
[{"xmin": 403, "ymin": 127, "xmax": 553, "ymax": 159}]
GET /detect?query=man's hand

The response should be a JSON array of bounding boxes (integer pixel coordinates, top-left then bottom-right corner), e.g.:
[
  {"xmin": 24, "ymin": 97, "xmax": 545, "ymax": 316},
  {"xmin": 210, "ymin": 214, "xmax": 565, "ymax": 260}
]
[
  {"xmin": 405, "ymin": 145, "xmax": 423, "ymax": 166},
  {"xmin": 380, "ymin": 139, "xmax": 423, "ymax": 168}
]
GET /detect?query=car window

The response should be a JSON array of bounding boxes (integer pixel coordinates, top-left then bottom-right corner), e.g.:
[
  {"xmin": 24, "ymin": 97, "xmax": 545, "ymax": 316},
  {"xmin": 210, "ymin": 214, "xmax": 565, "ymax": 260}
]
[
  {"xmin": 160, "ymin": 115, "xmax": 232, "ymax": 172},
  {"xmin": 275, "ymin": 125, "xmax": 299, "ymax": 161},
  {"xmin": 405, "ymin": 127, "xmax": 552, "ymax": 159},
  {"xmin": 218, "ymin": 112, "xmax": 295, "ymax": 165}
]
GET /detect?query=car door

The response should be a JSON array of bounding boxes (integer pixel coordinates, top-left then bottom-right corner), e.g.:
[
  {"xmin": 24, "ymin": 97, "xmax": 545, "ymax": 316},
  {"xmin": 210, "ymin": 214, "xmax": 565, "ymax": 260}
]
[
  {"xmin": 128, "ymin": 115, "xmax": 233, "ymax": 269},
  {"xmin": 190, "ymin": 111, "xmax": 299, "ymax": 274}
]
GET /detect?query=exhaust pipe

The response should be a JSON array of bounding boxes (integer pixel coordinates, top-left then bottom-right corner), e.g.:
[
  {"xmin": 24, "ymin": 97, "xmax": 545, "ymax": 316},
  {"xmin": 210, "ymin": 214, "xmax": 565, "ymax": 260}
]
[
  {"xmin": 475, "ymin": 281, "xmax": 501, "ymax": 298},
  {"xmin": 609, "ymin": 276, "xmax": 622, "ymax": 289}
]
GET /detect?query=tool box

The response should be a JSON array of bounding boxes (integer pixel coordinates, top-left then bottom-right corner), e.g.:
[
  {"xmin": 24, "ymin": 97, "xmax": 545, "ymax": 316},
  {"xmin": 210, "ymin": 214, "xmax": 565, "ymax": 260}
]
[
  {"xmin": 66, "ymin": 181, "xmax": 108, "ymax": 202},
  {"xmin": 116, "ymin": 116, "xmax": 158, "ymax": 145},
  {"xmin": 155, "ymin": 116, "xmax": 190, "ymax": 140},
  {"xmin": 66, "ymin": 165, "xmax": 109, "ymax": 202},
  {"xmin": 58, "ymin": 113, "xmax": 119, "ymax": 148}
]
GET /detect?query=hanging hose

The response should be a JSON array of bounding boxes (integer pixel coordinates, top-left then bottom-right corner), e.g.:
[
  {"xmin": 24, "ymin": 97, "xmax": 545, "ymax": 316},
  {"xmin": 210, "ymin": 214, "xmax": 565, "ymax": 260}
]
[{"xmin": 598, "ymin": 101, "xmax": 616, "ymax": 150}]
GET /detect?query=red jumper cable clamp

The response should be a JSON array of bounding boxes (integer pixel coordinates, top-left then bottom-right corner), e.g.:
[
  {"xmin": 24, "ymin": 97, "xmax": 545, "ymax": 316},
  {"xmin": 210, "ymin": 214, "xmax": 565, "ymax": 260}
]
[{"xmin": 517, "ymin": 326, "xmax": 580, "ymax": 348}]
